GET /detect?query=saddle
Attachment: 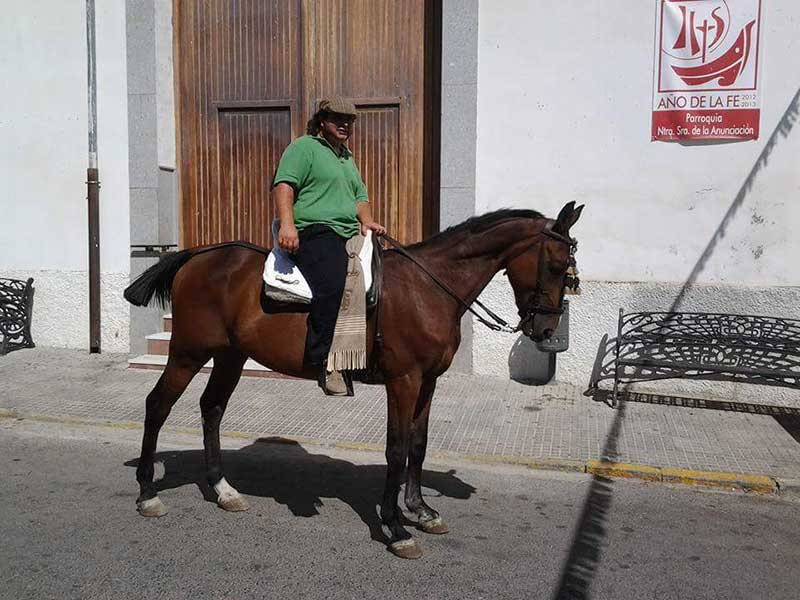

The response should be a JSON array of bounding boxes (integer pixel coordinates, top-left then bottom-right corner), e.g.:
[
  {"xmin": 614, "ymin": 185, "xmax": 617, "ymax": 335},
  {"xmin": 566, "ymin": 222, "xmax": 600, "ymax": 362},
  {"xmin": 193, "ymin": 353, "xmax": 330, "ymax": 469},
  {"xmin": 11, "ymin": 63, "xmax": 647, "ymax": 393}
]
[{"xmin": 263, "ymin": 220, "xmax": 382, "ymax": 308}]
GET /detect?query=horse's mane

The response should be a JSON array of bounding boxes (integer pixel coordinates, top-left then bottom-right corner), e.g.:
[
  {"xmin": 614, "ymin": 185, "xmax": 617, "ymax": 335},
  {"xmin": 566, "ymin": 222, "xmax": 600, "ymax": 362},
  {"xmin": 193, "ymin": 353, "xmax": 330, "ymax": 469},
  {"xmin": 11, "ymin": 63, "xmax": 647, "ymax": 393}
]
[{"xmin": 407, "ymin": 208, "xmax": 545, "ymax": 250}]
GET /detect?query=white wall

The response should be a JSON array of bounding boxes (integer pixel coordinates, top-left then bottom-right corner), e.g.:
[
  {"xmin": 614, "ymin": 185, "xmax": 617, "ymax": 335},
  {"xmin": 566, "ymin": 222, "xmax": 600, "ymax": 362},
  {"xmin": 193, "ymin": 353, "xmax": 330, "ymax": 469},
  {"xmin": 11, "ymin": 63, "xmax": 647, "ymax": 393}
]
[
  {"xmin": 0, "ymin": 1, "xmax": 130, "ymax": 351},
  {"xmin": 473, "ymin": 0, "xmax": 800, "ymax": 397},
  {"xmin": 476, "ymin": 0, "xmax": 799, "ymax": 285}
]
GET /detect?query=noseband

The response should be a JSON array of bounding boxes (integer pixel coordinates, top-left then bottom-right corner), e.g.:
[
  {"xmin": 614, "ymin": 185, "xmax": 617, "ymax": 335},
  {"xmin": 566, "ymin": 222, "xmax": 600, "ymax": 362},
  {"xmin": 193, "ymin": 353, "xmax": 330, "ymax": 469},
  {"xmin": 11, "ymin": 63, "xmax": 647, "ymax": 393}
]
[{"xmin": 517, "ymin": 227, "xmax": 580, "ymax": 325}]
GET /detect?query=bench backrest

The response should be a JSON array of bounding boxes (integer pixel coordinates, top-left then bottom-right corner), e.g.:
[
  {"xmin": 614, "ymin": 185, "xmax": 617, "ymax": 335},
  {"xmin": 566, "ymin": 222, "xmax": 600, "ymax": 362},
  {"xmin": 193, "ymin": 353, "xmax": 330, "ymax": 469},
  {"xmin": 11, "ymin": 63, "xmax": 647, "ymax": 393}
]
[
  {"xmin": 586, "ymin": 310, "xmax": 800, "ymax": 399},
  {"xmin": 0, "ymin": 277, "xmax": 35, "ymax": 349}
]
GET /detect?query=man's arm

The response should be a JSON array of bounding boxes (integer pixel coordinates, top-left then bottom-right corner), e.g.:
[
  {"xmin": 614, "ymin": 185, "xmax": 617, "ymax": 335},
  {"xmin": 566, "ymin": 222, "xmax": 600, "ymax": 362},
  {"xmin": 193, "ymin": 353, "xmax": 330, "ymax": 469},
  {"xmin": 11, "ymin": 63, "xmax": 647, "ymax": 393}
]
[
  {"xmin": 356, "ymin": 202, "xmax": 386, "ymax": 237},
  {"xmin": 273, "ymin": 182, "xmax": 299, "ymax": 253}
]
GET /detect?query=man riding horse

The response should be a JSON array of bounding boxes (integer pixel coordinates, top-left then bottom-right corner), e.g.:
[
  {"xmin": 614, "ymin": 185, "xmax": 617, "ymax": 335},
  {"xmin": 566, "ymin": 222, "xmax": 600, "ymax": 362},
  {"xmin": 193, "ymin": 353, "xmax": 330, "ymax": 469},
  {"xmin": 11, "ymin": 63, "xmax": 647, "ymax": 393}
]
[{"xmin": 272, "ymin": 97, "xmax": 386, "ymax": 396}]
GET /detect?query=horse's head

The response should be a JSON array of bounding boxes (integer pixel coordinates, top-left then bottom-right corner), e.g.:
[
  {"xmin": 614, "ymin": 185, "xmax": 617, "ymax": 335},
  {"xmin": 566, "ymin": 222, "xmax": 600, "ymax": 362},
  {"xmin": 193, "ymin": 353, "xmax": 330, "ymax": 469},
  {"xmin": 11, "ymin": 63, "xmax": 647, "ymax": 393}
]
[{"xmin": 506, "ymin": 202, "xmax": 583, "ymax": 342}]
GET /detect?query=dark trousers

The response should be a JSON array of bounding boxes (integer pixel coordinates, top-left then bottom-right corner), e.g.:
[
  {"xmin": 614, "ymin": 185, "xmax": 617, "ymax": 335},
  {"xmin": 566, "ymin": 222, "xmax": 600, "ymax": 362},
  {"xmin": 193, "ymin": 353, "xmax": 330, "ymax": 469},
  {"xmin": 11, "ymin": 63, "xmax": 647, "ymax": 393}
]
[{"xmin": 294, "ymin": 225, "xmax": 348, "ymax": 367}]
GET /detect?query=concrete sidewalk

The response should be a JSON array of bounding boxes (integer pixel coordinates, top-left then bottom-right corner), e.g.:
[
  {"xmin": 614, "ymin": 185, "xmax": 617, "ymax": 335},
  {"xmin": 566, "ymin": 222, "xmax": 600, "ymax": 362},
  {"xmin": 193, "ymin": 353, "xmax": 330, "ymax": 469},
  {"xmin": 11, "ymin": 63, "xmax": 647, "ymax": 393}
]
[{"xmin": 1, "ymin": 348, "xmax": 799, "ymax": 485}]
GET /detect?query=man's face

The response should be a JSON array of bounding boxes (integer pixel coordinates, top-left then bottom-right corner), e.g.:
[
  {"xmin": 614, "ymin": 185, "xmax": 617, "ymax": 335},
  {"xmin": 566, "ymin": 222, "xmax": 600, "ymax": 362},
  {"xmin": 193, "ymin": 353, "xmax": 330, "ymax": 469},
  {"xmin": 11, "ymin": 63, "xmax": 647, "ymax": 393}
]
[{"xmin": 320, "ymin": 112, "xmax": 355, "ymax": 143}]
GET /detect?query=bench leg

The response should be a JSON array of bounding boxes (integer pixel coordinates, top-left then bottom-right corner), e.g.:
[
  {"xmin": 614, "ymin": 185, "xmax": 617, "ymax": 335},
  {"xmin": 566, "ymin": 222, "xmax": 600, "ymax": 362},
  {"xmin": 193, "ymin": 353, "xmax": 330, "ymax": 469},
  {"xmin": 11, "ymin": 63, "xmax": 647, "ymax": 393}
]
[{"xmin": 23, "ymin": 287, "xmax": 35, "ymax": 349}]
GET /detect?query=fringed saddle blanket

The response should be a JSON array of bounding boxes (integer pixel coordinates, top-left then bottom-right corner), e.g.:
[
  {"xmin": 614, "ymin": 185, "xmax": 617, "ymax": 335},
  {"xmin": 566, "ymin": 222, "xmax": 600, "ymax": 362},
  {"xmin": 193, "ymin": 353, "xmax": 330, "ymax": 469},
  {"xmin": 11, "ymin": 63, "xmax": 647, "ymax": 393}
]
[{"xmin": 327, "ymin": 234, "xmax": 367, "ymax": 371}]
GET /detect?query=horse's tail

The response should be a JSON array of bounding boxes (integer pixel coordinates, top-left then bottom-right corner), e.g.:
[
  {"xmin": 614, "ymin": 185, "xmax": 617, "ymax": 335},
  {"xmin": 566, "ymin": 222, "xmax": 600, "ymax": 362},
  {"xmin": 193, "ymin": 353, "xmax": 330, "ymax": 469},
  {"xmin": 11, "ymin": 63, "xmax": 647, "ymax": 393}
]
[
  {"xmin": 123, "ymin": 249, "xmax": 197, "ymax": 308},
  {"xmin": 124, "ymin": 241, "xmax": 270, "ymax": 308}
]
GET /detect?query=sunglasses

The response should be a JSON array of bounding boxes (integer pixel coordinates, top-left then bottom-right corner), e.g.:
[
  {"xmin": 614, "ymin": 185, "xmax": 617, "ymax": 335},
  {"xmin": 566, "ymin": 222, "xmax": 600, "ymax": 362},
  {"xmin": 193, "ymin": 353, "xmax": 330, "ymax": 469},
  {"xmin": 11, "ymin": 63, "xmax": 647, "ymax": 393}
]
[{"xmin": 326, "ymin": 113, "xmax": 356, "ymax": 125}]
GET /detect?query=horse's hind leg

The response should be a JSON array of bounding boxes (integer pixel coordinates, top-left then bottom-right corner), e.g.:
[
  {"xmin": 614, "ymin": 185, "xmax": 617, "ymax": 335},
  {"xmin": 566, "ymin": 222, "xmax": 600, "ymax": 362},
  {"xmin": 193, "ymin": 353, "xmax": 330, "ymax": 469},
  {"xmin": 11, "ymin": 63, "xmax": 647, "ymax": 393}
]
[
  {"xmin": 404, "ymin": 378, "xmax": 449, "ymax": 535},
  {"xmin": 136, "ymin": 356, "xmax": 204, "ymax": 517},
  {"xmin": 199, "ymin": 350, "xmax": 248, "ymax": 512}
]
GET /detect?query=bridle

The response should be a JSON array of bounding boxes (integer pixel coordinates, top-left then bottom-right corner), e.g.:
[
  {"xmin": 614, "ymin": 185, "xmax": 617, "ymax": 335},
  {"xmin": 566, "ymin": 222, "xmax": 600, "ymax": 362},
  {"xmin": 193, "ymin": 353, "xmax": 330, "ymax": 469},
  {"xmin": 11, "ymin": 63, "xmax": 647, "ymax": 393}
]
[
  {"xmin": 380, "ymin": 224, "xmax": 579, "ymax": 335},
  {"xmin": 514, "ymin": 227, "xmax": 580, "ymax": 333}
]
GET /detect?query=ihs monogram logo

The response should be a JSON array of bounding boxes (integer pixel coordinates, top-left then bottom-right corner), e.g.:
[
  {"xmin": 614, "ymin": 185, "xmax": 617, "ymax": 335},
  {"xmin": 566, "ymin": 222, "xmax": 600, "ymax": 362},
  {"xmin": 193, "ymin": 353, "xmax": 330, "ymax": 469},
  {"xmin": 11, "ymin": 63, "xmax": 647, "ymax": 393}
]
[{"xmin": 659, "ymin": 0, "xmax": 757, "ymax": 90}]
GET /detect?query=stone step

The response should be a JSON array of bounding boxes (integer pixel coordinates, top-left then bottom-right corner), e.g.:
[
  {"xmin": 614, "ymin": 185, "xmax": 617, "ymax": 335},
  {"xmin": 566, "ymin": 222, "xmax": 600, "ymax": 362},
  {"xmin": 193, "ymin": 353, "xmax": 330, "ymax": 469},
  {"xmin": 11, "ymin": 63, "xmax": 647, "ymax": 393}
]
[
  {"xmin": 128, "ymin": 354, "xmax": 295, "ymax": 379},
  {"xmin": 146, "ymin": 331, "xmax": 171, "ymax": 355}
]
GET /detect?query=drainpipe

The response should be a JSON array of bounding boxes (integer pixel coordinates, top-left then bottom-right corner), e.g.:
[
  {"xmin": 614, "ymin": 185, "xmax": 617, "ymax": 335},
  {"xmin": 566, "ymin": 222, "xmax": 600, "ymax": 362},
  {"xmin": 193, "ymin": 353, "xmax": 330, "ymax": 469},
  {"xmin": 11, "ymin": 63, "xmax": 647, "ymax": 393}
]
[{"xmin": 86, "ymin": 0, "xmax": 101, "ymax": 353}]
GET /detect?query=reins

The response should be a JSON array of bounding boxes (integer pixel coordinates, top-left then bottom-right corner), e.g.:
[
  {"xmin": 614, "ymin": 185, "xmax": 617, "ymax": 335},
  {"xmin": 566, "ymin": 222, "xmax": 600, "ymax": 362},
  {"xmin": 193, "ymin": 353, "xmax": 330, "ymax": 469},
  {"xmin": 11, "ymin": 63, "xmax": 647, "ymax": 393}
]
[
  {"xmin": 380, "ymin": 226, "xmax": 576, "ymax": 334},
  {"xmin": 380, "ymin": 234, "xmax": 518, "ymax": 333}
]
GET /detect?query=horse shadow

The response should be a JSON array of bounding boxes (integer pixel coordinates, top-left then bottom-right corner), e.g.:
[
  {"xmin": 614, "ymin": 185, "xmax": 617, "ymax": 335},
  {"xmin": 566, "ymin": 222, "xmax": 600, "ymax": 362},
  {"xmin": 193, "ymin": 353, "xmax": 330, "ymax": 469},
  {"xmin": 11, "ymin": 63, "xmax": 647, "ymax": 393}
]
[{"xmin": 124, "ymin": 437, "xmax": 477, "ymax": 546}]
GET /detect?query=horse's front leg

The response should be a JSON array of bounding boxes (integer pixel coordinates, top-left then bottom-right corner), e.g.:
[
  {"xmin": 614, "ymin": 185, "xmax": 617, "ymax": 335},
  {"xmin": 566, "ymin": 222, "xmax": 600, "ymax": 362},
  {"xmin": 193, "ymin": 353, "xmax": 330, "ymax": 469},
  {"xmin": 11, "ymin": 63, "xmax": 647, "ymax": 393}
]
[
  {"xmin": 404, "ymin": 378, "xmax": 448, "ymax": 535},
  {"xmin": 381, "ymin": 373, "xmax": 422, "ymax": 559}
]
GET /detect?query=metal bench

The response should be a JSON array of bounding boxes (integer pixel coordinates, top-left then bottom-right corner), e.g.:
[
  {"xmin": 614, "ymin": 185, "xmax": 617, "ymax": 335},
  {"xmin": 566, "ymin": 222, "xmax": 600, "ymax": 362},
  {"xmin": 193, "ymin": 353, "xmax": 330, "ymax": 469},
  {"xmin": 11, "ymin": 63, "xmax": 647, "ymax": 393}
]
[
  {"xmin": 586, "ymin": 310, "xmax": 800, "ymax": 407},
  {"xmin": 0, "ymin": 277, "xmax": 35, "ymax": 355}
]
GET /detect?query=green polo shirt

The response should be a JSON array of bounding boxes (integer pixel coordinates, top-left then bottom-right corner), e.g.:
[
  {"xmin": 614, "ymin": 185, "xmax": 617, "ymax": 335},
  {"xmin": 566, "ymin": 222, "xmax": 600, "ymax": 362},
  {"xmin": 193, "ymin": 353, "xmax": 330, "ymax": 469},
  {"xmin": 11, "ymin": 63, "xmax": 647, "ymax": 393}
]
[{"xmin": 272, "ymin": 135, "xmax": 368, "ymax": 239}]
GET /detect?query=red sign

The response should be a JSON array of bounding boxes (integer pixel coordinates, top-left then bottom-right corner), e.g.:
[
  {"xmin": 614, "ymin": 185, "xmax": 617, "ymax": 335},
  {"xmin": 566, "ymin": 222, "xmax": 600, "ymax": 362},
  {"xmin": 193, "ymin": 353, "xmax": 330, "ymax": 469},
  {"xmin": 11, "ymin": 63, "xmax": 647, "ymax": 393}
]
[{"xmin": 652, "ymin": 0, "xmax": 762, "ymax": 141}]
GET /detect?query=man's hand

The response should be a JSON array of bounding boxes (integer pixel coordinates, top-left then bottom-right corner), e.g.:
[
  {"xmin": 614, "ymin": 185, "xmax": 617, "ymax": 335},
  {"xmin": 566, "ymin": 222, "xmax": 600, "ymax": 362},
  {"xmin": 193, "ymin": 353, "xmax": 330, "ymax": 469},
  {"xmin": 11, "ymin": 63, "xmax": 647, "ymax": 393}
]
[
  {"xmin": 361, "ymin": 221, "xmax": 387, "ymax": 237},
  {"xmin": 278, "ymin": 222, "xmax": 300, "ymax": 253}
]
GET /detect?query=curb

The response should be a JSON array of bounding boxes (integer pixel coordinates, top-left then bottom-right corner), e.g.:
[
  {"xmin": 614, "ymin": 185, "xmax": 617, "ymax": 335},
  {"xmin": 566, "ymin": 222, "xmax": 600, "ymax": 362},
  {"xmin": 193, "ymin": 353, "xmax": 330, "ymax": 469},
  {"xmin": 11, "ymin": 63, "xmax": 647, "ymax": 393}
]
[
  {"xmin": 0, "ymin": 409, "xmax": 780, "ymax": 496},
  {"xmin": 588, "ymin": 460, "xmax": 662, "ymax": 482},
  {"xmin": 588, "ymin": 461, "xmax": 776, "ymax": 494},
  {"xmin": 775, "ymin": 478, "xmax": 800, "ymax": 500}
]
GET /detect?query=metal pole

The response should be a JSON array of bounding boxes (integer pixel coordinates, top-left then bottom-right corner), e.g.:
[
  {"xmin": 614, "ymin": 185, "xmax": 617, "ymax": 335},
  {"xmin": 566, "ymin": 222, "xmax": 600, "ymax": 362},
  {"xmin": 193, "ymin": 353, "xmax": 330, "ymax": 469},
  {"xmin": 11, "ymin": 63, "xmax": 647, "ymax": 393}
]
[{"xmin": 86, "ymin": 0, "xmax": 101, "ymax": 353}]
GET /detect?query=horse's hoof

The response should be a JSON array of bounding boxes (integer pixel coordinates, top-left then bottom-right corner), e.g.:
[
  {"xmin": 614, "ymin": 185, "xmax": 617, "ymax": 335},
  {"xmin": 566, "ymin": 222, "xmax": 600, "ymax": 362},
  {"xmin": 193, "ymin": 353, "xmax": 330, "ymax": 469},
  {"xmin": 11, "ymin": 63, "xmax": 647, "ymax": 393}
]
[
  {"xmin": 419, "ymin": 516, "xmax": 449, "ymax": 535},
  {"xmin": 214, "ymin": 478, "xmax": 250, "ymax": 512},
  {"xmin": 137, "ymin": 496, "xmax": 168, "ymax": 518},
  {"xmin": 389, "ymin": 538, "xmax": 423, "ymax": 559},
  {"xmin": 218, "ymin": 494, "xmax": 250, "ymax": 512}
]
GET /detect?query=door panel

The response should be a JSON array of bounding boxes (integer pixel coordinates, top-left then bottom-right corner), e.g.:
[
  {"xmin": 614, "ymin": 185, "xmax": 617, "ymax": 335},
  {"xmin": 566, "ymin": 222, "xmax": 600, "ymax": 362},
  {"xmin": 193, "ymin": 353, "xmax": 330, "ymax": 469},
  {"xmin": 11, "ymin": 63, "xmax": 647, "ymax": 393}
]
[
  {"xmin": 218, "ymin": 108, "xmax": 292, "ymax": 246},
  {"xmin": 349, "ymin": 105, "xmax": 400, "ymax": 239}
]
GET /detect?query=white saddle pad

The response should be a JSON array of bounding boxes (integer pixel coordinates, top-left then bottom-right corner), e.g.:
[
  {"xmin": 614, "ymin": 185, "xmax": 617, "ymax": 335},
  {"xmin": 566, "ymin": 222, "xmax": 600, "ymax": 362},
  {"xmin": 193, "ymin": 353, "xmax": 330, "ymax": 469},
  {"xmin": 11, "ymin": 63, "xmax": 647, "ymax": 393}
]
[{"xmin": 263, "ymin": 220, "xmax": 373, "ymax": 305}]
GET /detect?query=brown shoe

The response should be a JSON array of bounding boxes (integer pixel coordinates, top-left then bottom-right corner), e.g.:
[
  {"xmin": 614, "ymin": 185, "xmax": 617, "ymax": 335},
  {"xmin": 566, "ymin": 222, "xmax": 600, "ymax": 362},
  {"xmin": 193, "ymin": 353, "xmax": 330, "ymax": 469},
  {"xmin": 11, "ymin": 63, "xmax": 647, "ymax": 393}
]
[{"xmin": 322, "ymin": 369, "xmax": 348, "ymax": 396}]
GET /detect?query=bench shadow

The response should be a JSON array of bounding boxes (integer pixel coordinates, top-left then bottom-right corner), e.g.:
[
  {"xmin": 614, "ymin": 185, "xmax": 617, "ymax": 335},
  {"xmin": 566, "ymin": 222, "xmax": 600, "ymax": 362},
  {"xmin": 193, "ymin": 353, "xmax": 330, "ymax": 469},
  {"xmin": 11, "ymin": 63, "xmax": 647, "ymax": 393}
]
[
  {"xmin": 124, "ymin": 437, "xmax": 476, "ymax": 546},
  {"xmin": 599, "ymin": 388, "xmax": 800, "ymax": 416}
]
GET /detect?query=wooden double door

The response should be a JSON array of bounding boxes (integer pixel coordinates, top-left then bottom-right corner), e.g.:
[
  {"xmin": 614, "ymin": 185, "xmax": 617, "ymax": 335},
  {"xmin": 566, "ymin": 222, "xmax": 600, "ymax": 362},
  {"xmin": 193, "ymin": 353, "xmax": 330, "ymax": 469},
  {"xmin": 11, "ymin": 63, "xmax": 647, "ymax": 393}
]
[{"xmin": 176, "ymin": 0, "xmax": 440, "ymax": 248}]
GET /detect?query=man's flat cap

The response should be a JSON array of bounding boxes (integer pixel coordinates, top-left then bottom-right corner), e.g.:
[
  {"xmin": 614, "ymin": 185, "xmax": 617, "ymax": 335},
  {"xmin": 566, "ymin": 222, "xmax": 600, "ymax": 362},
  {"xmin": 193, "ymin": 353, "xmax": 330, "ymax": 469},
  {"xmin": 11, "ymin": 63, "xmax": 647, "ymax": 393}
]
[{"xmin": 318, "ymin": 97, "xmax": 358, "ymax": 117}]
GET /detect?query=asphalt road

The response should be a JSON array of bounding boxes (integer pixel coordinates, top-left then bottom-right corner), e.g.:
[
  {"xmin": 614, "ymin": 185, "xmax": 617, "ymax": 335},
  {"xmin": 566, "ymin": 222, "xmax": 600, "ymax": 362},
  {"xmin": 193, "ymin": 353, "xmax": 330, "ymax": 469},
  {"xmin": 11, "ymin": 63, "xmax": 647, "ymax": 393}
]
[{"xmin": 1, "ymin": 418, "xmax": 799, "ymax": 600}]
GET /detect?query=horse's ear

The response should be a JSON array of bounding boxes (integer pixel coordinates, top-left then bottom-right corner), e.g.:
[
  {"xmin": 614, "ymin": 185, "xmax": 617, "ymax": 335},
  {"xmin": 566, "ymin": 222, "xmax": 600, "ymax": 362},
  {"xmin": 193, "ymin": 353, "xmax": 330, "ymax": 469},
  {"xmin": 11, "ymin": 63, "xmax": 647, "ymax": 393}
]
[
  {"xmin": 555, "ymin": 201, "xmax": 576, "ymax": 225},
  {"xmin": 554, "ymin": 202, "xmax": 583, "ymax": 234}
]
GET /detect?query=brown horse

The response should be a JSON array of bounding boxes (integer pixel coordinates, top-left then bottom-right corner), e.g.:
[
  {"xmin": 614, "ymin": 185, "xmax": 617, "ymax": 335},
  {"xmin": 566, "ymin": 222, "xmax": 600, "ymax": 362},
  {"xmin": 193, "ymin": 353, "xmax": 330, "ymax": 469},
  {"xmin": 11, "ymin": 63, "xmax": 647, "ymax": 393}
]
[{"xmin": 124, "ymin": 202, "xmax": 583, "ymax": 559}]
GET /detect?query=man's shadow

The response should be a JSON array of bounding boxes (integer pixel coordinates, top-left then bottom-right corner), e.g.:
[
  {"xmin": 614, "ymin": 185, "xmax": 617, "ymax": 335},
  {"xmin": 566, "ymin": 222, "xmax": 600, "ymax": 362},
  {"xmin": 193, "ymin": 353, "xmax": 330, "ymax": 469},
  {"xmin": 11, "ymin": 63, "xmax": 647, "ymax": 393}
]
[{"xmin": 124, "ymin": 437, "xmax": 476, "ymax": 547}]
